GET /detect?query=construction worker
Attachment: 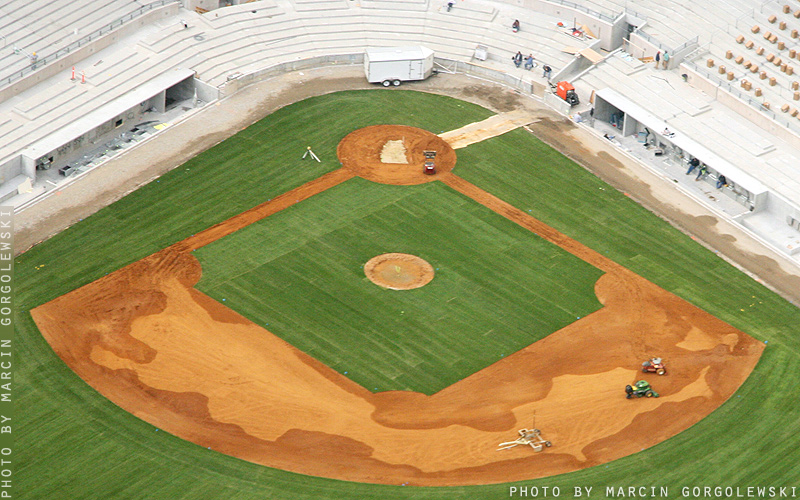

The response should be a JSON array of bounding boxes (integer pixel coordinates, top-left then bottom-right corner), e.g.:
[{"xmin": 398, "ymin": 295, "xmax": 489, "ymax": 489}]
[{"xmin": 695, "ymin": 164, "xmax": 708, "ymax": 181}]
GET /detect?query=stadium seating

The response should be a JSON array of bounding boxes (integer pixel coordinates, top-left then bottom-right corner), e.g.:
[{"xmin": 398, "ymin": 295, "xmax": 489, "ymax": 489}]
[
  {"xmin": 134, "ymin": 0, "xmax": 585, "ymax": 87},
  {"xmin": 2, "ymin": 0, "xmax": 800, "ymax": 260},
  {"xmin": 0, "ymin": 0, "xmax": 146, "ymax": 84}
]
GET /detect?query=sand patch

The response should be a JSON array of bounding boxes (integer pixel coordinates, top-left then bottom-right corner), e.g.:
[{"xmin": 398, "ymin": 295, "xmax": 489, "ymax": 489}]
[
  {"xmin": 380, "ymin": 140, "xmax": 408, "ymax": 164},
  {"xmin": 678, "ymin": 328, "xmax": 740, "ymax": 352},
  {"xmin": 439, "ymin": 109, "xmax": 538, "ymax": 149}
]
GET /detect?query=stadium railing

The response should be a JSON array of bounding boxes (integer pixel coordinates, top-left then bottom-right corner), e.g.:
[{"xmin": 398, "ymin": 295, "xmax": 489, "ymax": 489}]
[{"xmin": 0, "ymin": 0, "xmax": 179, "ymax": 88}]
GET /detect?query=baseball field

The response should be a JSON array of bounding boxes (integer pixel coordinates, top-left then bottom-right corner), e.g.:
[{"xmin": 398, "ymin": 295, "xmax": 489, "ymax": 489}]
[{"xmin": 17, "ymin": 90, "xmax": 800, "ymax": 498}]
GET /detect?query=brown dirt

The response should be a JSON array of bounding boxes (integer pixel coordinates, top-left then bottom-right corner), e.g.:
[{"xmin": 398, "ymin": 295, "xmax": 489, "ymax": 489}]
[
  {"xmin": 364, "ymin": 253, "xmax": 434, "ymax": 290},
  {"xmin": 338, "ymin": 125, "xmax": 456, "ymax": 184},
  {"xmin": 30, "ymin": 125, "xmax": 764, "ymax": 486}
]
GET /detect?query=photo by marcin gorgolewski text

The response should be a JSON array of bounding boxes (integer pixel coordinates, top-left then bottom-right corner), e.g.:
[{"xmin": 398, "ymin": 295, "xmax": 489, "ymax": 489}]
[
  {"xmin": 508, "ymin": 485, "xmax": 799, "ymax": 498},
  {"xmin": 0, "ymin": 207, "xmax": 12, "ymax": 499}
]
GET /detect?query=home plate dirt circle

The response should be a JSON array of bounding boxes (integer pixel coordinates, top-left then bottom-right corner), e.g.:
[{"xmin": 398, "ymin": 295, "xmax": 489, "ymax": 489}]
[
  {"xmin": 337, "ymin": 125, "xmax": 456, "ymax": 185},
  {"xmin": 364, "ymin": 253, "xmax": 434, "ymax": 290}
]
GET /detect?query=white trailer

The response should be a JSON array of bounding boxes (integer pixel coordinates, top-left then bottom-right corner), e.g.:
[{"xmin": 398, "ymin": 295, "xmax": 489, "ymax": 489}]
[{"xmin": 364, "ymin": 46, "xmax": 435, "ymax": 86}]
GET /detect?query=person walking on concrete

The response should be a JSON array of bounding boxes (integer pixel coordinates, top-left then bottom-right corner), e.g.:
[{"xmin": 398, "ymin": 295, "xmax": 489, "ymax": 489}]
[
  {"xmin": 695, "ymin": 164, "xmax": 707, "ymax": 181},
  {"xmin": 686, "ymin": 157, "xmax": 700, "ymax": 175},
  {"xmin": 513, "ymin": 51, "xmax": 523, "ymax": 68},
  {"xmin": 662, "ymin": 51, "xmax": 670, "ymax": 69}
]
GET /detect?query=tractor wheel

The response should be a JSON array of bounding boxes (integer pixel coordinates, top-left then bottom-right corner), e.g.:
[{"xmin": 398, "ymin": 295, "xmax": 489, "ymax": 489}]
[
  {"xmin": 545, "ymin": 441, "xmax": 552, "ymax": 447},
  {"xmin": 657, "ymin": 368, "xmax": 666, "ymax": 375},
  {"xmin": 645, "ymin": 390, "xmax": 654, "ymax": 397},
  {"xmin": 626, "ymin": 393, "xmax": 632, "ymax": 399},
  {"xmin": 642, "ymin": 367, "xmax": 648, "ymax": 373},
  {"xmin": 392, "ymin": 79, "xmax": 401, "ymax": 86},
  {"xmin": 382, "ymin": 80, "xmax": 392, "ymax": 87}
]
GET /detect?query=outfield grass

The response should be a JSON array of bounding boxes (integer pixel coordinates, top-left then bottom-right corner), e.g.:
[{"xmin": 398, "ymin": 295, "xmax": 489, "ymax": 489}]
[
  {"xmin": 454, "ymin": 129, "xmax": 795, "ymax": 341},
  {"xmin": 16, "ymin": 90, "xmax": 800, "ymax": 499},
  {"xmin": 194, "ymin": 178, "xmax": 603, "ymax": 394}
]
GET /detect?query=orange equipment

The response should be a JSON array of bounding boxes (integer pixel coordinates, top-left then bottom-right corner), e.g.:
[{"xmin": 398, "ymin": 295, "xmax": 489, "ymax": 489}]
[{"xmin": 556, "ymin": 81, "xmax": 580, "ymax": 106}]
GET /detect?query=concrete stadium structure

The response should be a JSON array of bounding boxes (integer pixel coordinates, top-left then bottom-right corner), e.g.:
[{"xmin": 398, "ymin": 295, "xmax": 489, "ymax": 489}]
[{"xmin": 3, "ymin": 0, "xmax": 800, "ymax": 266}]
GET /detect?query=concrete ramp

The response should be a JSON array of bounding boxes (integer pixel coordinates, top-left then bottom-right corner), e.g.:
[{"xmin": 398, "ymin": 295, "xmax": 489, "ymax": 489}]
[{"xmin": 439, "ymin": 109, "xmax": 536, "ymax": 149}]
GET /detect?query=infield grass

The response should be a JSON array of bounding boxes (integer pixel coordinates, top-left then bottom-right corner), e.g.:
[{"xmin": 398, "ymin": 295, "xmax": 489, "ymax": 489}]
[
  {"xmin": 16, "ymin": 90, "xmax": 800, "ymax": 499},
  {"xmin": 194, "ymin": 177, "xmax": 603, "ymax": 394}
]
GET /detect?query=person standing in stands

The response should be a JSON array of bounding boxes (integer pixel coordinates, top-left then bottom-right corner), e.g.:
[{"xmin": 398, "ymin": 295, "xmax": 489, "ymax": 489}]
[
  {"xmin": 655, "ymin": 51, "xmax": 661, "ymax": 68},
  {"xmin": 662, "ymin": 51, "xmax": 670, "ymax": 69}
]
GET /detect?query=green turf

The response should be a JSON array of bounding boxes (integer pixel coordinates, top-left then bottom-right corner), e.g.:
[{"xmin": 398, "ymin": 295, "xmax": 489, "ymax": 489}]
[
  {"xmin": 194, "ymin": 178, "xmax": 603, "ymax": 394},
  {"xmin": 16, "ymin": 90, "xmax": 800, "ymax": 499},
  {"xmin": 453, "ymin": 128, "xmax": 795, "ymax": 339}
]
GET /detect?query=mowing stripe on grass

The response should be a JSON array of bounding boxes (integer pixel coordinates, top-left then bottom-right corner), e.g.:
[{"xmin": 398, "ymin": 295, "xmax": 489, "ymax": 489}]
[{"xmin": 194, "ymin": 177, "xmax": 604, "ymax": 394}]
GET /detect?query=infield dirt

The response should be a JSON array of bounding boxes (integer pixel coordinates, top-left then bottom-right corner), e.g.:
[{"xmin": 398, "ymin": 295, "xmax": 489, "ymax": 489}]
[{"xmin": 31, "ymin": 125, "xmax": 764, "ymax": 486}]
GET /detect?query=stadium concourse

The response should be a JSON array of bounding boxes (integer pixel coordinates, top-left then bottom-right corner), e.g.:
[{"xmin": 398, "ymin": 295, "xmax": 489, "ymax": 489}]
[{"xmin": 4, "ymin": 2, "xmax": 800, "ymax": 286}]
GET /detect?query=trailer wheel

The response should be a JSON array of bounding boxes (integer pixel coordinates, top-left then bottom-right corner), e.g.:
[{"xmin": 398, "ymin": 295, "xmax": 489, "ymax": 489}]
[
  {"xmin": 657, "ymin": 368, "xmax": 666, "ymax": 375},
  {"xmin": 392, "ymin": 79, "xmax": 401, "ymax": 86},
  {"xmin": 382, "ymin": 80, "xmax": 392, "ymax": 87}
]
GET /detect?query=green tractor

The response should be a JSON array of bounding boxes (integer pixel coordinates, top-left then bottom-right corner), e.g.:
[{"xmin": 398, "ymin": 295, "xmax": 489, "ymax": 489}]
[{"xmin": 625, "ymin": 380, "xmax": 659, "ymax": 399}]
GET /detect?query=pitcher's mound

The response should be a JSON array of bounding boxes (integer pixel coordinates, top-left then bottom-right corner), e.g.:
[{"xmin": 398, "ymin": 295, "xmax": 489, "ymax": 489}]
[{"xmin": 364, "ymin": 253, "xmax": 434, "ymax": 290}]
